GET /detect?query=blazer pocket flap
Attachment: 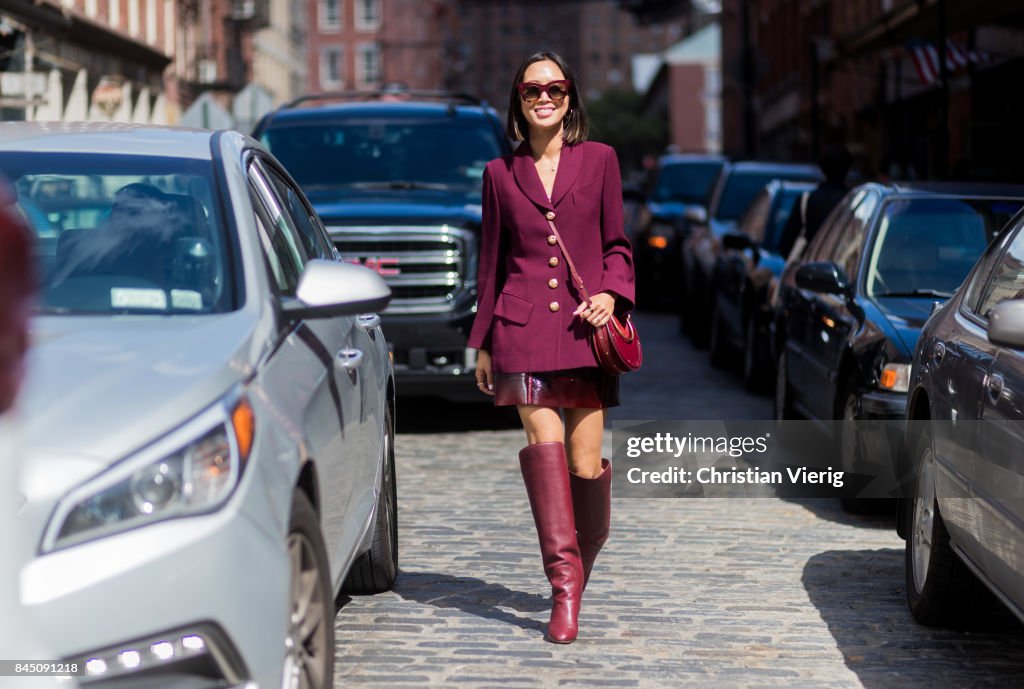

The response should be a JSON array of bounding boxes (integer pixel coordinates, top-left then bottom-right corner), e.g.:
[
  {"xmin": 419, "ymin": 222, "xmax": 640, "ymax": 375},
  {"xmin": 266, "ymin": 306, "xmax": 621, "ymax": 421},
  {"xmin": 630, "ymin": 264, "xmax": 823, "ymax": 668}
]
[{"xmin": 495, "ymin": 291, "xmax": 534, "ymax": 325}]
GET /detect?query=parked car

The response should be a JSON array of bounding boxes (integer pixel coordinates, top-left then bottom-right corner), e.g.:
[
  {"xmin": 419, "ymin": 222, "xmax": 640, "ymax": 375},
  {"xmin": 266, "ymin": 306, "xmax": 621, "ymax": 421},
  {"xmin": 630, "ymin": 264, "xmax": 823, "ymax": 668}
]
[
  {"xmin": 253, "ymin": 90, "xmax": 513, "ymax": 400},
  {"xmin": 707, "ymin": 180, "xmax": 816, "ymax": 390},
  {"xmin": 633, "ymin": 154, "xmax": 725, "ymax": 308},
  {"xmin": 10, "ymin": 122, "xmax": 396, "ymax": 688},
  {"xmin": 680, "ymin": 161, "xmax": 822, "ymax": 343},
  {"xmin": 772, "ymin": 182, "xmax": 1024, "ymax": 511},
  {"xmin": 902, "ymin": 207, "xmax": 1024, "ymax": 626}
]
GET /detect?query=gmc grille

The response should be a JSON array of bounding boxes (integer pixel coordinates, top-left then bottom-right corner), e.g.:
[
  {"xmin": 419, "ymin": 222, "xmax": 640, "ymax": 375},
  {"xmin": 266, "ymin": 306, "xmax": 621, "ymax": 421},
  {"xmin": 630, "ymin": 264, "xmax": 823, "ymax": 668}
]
[{"xmin": 330, "ymin": 226, "xmax": 476, "ymax": 315}]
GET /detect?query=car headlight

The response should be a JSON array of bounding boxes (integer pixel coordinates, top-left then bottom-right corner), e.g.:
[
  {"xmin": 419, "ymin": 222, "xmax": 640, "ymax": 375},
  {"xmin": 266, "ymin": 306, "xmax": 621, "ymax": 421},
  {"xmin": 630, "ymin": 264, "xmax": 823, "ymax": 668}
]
[
  {"xmin": 648, "ymin": 222, "xmax": 674, "ymax": 249},
  {"xmin": 43, "ymin": 395, "xmax": 255, "ymax": 552},
  {"xmin": 878, "ymin": 363, "xmax": 910, "ymax": 393}
]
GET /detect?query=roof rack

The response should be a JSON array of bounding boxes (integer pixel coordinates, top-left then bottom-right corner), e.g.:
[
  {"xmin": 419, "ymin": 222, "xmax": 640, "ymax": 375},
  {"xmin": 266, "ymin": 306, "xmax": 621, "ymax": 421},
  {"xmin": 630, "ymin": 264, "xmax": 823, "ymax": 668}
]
[{"xmin": 280, "ymin": 87, "xmax": 485, "ymax": 111}]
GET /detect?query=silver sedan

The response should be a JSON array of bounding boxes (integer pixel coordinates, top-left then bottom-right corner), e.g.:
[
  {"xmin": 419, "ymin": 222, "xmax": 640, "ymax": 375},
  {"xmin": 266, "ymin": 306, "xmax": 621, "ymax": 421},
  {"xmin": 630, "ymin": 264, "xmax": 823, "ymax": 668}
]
[{"xmin": 6, "ymin": 123, "xmax": 398, "ymax": 688}]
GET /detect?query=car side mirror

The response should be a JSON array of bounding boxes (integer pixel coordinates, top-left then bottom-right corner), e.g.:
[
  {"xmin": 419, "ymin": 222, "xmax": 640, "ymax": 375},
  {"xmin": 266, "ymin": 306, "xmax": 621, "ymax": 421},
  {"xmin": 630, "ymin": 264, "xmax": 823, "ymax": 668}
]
[
  {"xmin": 795, "ymin": 261, "xmax": 850, "ymax": 296},
  {"xmin": 684, "ymin": 207, "xmax": 707, "ymax": 225},
  {"xmin": 282, "ymin": 259, "xmax": 392, "ymax": 321},
  {"xmin": 722, "ymin": 233, "xmax": 752, "ymax": 251},
  {"xmin": 988, "ymin": 300, "xmax": 1024, "ymax": 349}
]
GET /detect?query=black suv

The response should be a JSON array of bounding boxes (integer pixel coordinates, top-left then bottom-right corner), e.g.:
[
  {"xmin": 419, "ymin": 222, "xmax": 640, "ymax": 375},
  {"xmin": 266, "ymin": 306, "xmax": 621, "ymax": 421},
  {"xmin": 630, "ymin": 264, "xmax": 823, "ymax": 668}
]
[{"xmin": 253, "ymin": 91, "xmax": 512, "ymax": 400}]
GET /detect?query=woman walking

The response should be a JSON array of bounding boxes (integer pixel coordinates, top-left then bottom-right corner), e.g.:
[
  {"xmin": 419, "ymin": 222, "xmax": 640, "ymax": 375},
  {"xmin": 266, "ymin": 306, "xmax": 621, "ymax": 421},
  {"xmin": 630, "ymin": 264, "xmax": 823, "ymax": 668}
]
[{"xmin": 468, "ymin": 52, "xmax": 635, "ymax": 644}]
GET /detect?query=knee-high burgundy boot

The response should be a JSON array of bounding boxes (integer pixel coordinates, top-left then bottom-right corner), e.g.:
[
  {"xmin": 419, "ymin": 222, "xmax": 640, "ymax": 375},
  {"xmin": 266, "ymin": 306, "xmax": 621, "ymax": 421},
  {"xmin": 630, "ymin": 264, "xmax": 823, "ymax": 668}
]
[
  {"xmin": 519, "ymin": 441, "xmax": 584, "ymax": 643},
  {"xmin": 570, "ymin": 458, "xmax": 612, "ymax": 592}
]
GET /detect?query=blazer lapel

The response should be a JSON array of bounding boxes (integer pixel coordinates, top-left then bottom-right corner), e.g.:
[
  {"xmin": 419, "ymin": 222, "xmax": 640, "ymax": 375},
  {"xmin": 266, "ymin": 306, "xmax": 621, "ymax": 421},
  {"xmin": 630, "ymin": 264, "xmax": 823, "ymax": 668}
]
[
  {"xmin": 550, "ymin": 141, "xmax": 581, "ymax": 208},
  {"xmin": 511, "ymin": 143, "xmax": 553, "ymax": 211}
]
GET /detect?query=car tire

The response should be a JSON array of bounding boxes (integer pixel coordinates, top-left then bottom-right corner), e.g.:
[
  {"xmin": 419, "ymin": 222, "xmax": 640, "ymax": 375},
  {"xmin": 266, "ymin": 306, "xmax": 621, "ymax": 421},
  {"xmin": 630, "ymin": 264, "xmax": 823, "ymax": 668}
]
[
  {"xmin": 342, "ymin": 405, "xmax": 398, "ymax": 595},
  {"xmin": 836, "ymin": 382, "xmax": 893, "ymax": 514},
  {"xmin": 905, "ymin": 430, "xmax": 991, "ymax": 627},
  {"xmin": 708, "ymin": 299, "xmax": 731, "ymax": 369},
  {"xmin": 283, "ymin": 490, "xmax": 334, "ymax": 689},
  {"xmin": 742, "ymin": 316, "xmax": 770, "ymax": 393}
]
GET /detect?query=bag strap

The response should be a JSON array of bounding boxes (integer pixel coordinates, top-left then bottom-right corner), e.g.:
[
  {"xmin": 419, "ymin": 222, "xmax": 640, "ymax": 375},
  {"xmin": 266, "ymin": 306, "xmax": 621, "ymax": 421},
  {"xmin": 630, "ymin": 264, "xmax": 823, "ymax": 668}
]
[{"xmin": 543, "ymin": 211, "xmax": 593, "ymax": 306}]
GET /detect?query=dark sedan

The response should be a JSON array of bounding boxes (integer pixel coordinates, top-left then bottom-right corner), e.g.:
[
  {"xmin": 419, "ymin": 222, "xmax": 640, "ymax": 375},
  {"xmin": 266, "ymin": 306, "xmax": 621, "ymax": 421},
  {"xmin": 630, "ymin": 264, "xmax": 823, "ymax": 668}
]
[
  {"xmin": 708, "ymin": 180, "xmax": 816, "ymax": 390},
  {"xmin": 633, "ymin": 154, "xmax": 725, "ymax": 308},
  {"xmin": 902, "ymin": 208, "xmax": 1024, "ymax": 627},
  {"xmin": 773, "ymin": 182, "xmax": 1024, "ymax": 510},
  {"xmin": 680, "ymin": 161, "xmax": 821, "ymax": 343}
]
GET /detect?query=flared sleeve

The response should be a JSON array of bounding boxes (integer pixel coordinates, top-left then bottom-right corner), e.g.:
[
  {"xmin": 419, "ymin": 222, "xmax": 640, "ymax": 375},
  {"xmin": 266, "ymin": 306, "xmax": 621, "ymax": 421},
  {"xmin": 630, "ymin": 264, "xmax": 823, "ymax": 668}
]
[{"xmin": 467, "ymin": 163, "xmax": 503, "ymax": 351}]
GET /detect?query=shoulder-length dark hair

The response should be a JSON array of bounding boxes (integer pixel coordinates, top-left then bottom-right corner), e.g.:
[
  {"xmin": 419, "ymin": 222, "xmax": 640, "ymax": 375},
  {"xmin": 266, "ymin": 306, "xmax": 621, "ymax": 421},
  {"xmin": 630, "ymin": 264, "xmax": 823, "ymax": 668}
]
[{"xmin": 506, "ymin": 51, "xmax": 589, "ymax": 145}]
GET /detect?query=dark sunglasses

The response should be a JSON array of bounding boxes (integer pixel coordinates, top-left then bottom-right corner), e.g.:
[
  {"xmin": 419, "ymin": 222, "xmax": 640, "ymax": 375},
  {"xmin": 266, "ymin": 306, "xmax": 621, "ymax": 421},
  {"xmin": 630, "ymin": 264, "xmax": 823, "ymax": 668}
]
[{"xmin": 517, "ymin": 80, "xmax": 572, "ymax": 103}]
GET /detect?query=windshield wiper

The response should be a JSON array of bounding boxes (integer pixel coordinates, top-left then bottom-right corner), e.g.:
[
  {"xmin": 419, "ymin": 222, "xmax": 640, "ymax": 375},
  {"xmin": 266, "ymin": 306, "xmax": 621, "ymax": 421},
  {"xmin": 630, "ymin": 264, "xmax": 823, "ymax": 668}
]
[
  {"xmin": 875, "ymin": 288, "xmax": 954, "ymax": 299},
  {"xmin": 350, "ymin": 181, "xmax": 453, "ymax": 191}
]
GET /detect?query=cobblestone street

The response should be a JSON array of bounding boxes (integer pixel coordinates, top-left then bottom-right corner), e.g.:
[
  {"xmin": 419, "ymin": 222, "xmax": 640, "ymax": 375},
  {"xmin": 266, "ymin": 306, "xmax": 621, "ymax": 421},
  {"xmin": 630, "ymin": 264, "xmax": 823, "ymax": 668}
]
[{"xmin": 332, "ymin": 312, "xmax": 1024, "ymax": 688}]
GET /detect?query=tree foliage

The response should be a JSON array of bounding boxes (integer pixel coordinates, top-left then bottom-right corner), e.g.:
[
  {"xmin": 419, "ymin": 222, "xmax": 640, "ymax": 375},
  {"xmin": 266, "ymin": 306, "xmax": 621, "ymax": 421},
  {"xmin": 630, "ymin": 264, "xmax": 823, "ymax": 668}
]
[{"xmin": 586, "ymin": 89, "xmax": 667, "ymax": 176}]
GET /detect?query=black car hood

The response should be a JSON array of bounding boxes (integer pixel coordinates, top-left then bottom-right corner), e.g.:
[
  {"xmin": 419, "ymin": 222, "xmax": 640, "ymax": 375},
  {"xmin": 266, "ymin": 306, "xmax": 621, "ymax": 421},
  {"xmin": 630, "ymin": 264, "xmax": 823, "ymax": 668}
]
[
  {"xmin": 869, "ymin": 296, "xmax": 940, "ymax": 356},
  {"xmin": 306, "ymin": 188, "xmax": 482, "ymax": 226}
]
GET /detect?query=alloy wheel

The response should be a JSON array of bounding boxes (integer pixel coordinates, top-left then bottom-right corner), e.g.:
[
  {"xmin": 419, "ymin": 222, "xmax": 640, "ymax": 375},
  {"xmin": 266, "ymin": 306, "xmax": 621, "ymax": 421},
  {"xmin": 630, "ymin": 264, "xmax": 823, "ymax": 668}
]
[
  {"xmin": 912, "ymin": 444, "xmax": 937, "ymax": 594},
  {"xmin": 283, "ymin": 532, "xmax": 329, "ymax": 689}
]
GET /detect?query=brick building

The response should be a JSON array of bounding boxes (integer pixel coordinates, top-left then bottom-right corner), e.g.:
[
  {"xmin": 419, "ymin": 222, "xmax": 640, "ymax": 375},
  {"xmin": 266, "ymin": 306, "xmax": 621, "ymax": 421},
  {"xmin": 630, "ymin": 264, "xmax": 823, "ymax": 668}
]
[
  {"xmin": 456, "ymin": 0, "xmax": 686, "ymax": 112},
  {"xmin": 721, "ymin": 0, "xmax": 1024, "ymax": 181},
  {"xmin": 0, "ymin": 0, "xmax": 175, "ymax": 122}
]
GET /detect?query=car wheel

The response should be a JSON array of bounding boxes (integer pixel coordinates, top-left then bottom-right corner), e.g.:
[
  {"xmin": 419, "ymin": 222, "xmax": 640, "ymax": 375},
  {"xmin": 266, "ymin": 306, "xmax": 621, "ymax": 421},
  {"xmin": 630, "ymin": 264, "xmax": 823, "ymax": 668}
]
[
  {"xmin": 342, "ymin": 405, "xmax": 398, "ymax": 594},
  {"xmin": 742, "ymin": 317, "xmax": 770, "ymax": 393},
  {"xmin": 283, "ymin": 490, "xmax": 334, "ymax": 689},
  {"xmin": 708, "ymin": 299, "xmax": 731, "ymax": 369},
  {"xmin": 905, "ymin": 431, "xmax": 991, "ymax": 627}
]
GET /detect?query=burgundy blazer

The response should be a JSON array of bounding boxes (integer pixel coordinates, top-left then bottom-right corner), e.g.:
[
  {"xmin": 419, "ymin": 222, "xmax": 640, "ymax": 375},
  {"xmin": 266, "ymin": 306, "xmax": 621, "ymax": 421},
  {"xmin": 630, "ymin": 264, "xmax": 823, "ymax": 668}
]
[{"xmin": 467, "ymin": 140, "xmax": 635, "ymax": 373}]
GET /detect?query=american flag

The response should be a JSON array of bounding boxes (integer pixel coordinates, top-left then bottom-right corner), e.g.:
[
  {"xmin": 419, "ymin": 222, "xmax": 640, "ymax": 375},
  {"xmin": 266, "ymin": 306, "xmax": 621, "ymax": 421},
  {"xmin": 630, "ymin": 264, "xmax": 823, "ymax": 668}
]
[{"xmin": 907, "ymin": 39, "xmax": 989, "ymax": 86}]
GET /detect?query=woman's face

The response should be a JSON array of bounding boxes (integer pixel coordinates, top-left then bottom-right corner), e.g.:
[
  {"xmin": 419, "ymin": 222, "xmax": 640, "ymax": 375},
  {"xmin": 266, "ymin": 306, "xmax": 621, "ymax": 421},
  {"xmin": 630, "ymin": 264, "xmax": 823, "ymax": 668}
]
[{"xmin": 519, "ymin": 60, "xmax": 569, "ymax": 135}]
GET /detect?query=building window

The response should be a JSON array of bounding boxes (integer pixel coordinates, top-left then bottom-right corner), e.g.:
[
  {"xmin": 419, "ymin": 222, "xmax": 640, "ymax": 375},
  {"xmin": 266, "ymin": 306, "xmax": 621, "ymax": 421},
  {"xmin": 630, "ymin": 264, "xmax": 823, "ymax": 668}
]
[
  {"xmin": 355, "ymin": 0, "xmax": 381, "ymax": 32},
  {"xmin": 357, "ymin": 42, "xmax": 381, "ymax": 88},
  {"xmin": 320, "ymin": 0, "xmax": 342, "ymax": 30},
  {"xmin": 321, "ymin": 47, "xmax": 344, "ymax": 89}
]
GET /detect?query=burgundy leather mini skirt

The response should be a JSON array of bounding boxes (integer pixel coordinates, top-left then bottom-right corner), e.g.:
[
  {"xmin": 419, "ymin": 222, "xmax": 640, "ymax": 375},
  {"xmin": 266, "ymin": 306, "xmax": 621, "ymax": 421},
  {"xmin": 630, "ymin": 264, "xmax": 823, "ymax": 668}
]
[{"xmin": 493, "ymin": 367, "xmax": 619, "ymax": 408}]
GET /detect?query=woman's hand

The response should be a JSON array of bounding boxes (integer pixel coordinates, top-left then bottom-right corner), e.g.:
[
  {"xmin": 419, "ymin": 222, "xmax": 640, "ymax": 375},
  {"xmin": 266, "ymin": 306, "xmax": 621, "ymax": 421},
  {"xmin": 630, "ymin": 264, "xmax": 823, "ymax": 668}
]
[
  {"xmin": 475, "ymin": 349, "xmax": 495, "ymax": 396},
  {"xmin": 573, "ymin": 292, "xmax": 616, "ymax": 327}
]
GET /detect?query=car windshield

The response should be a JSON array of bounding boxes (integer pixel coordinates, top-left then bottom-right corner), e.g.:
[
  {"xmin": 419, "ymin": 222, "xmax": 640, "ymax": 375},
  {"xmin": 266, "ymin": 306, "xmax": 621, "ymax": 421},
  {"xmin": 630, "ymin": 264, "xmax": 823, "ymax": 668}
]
[
  {"xmin": 761, "ymin": 188, "xmax": 807, "ymax": 251},
  {"xmin": 865, "ymin": 197, "xmax": 1024, "ymax": 298},
  {"xmin": 651, "ymin": 161, "xmax": 723, "ymax": 204},
  {"xmin": 715, "ymin": 170, "xmax": 819, "ymax": 220},
  {"xmin": 260, "ymin": 120, "xmax": 503, "ymax": 198},
  {"xmin": 2, "ymin": 152, "xmax": 234, "ymax": 315}
]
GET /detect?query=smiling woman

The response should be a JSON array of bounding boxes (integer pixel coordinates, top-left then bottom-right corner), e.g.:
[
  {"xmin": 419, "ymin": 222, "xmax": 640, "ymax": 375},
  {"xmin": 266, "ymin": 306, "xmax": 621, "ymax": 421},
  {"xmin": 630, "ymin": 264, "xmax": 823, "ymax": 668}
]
[{"xmin": 2, "ymin": 152, "xmax": 235, "ymax": 315}]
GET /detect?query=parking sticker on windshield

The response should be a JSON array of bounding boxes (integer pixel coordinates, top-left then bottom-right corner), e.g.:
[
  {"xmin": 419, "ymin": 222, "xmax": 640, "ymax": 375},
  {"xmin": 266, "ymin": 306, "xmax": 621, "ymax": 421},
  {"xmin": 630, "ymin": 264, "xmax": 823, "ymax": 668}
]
[
  {"xmin": 110, "ymin": 288, "xmax": 167, "ymax": 310},
  {"xmin": 171, "ymin": 290, "xmax": 203, "ymax": 310}
]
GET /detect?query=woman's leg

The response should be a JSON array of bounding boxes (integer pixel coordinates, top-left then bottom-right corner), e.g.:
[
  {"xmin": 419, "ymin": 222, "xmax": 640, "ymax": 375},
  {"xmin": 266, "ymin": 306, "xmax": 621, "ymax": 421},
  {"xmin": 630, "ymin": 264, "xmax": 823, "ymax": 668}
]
[
  {"xmin": 517, "ymin": 404, "xmax": 564, "ymax": 444},
  {"xmin": 564, "ymin": 408, "xmax": 605, "ymax": 477},
  {"xmin": 563, "ymin": 407, "xmax": 612, "ymax": 592},
  {"xmin": 515, "ymin": 404, "xmax": 583, "ymax": 643}
]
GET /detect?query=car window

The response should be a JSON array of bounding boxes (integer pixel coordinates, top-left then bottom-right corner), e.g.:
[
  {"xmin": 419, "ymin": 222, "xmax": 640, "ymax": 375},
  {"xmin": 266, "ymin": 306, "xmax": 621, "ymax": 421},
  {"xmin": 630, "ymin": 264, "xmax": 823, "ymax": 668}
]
[
  {"xmin": 714, "ymin": 169, "xmax": 820, "ymax": 221},
  {"xmin": 248, "ymin": 165, "xmax": 304, "ymax": 295},
  {"xmin": 977, "ymin": 223, "xmax": 1024, "ymax": 318},
  {"xmin": 830, "ymin": 190, "xmax": 879, "ymax": 282},
  {"xmin": 651, "ymin": 161, "xmax": 723, "ymax": 204},
  {"xmin": 740, "ymin": 191, "xmax": 771, "ymax": 244},
  {"xmin": 806, "ymin": 200, "xmax": 855, "ymax": 263},
  {"xmin": 762, "ymin": 188, "xmax": 805, "ymax": 252},
  {"xmin": 964, "ymin": 219, "xmax": 1021, "ymax": 316},
  {"xmin": 259, "ymin": 161, "xmax": 335, "ymax": 261},
  {"xmin": 259, "ymin": 119, "xmax": 504, "ymax": 199},
  {"xmin": 866, "ymin": 197, "xmax": 1022, "ymax": 299},
  {"xmin": 3, "ymin": 152, "xmax": 234, "ymax": 315}
]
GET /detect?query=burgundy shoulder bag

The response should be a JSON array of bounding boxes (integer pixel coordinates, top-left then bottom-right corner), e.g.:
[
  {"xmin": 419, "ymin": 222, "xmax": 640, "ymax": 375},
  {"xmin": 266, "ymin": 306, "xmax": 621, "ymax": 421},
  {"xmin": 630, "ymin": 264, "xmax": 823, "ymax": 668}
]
[{"xmin": 542, "ymin": 209, "xmax": 642, "ymax": 375}]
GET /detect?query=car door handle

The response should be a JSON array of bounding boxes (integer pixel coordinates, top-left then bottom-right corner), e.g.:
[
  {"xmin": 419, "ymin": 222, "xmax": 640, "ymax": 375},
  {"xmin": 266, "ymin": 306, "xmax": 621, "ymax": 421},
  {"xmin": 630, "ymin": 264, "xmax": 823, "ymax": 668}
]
[
  {"xmin": 932, "ymin": 342, "xmax": 945, "ymax": 365},
  {"xmin": 336, "ymin": 348, "xmax": 364, "ymax": 370},
  {"xmin": 986, "ymin": 372, "xmax": 1004, "ymax": 404},
  {"xmin": 358, "ymin": 313, "xmax": 381, "ymax": 330}
]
